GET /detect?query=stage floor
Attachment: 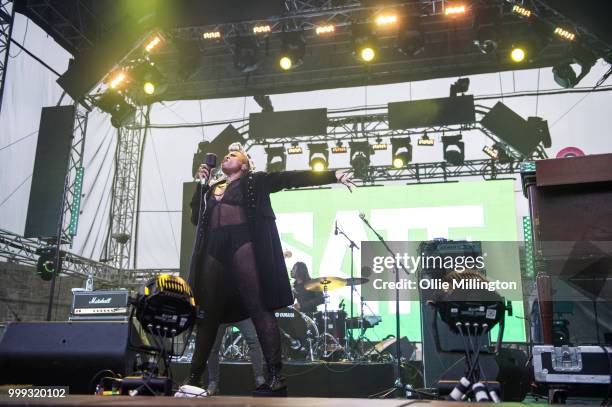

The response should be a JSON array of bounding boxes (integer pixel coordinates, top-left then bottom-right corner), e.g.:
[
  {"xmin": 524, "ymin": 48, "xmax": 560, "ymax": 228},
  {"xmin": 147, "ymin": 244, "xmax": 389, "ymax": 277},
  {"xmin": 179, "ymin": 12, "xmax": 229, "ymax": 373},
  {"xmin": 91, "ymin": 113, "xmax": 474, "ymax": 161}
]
[{"xmin": 0, "ymin": 395, "xmax": 541, "ymax": 407}]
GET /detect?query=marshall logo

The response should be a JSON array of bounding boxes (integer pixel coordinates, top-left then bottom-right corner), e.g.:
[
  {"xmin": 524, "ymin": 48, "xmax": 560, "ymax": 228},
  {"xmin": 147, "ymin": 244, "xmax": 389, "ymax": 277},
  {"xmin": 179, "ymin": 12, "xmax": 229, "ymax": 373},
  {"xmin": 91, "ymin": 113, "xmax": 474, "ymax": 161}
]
[{"xmin": 88, "ymin": 297, "xmax": 112, "ymax": 305}]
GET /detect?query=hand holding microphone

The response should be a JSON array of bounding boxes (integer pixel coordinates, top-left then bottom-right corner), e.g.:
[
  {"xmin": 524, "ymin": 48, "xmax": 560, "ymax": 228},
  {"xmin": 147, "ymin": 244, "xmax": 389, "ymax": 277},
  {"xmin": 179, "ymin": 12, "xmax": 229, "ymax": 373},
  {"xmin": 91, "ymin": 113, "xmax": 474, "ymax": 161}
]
[{"xmin": 195, "ymin": 153, "xmax": 217, "ymax": 185}]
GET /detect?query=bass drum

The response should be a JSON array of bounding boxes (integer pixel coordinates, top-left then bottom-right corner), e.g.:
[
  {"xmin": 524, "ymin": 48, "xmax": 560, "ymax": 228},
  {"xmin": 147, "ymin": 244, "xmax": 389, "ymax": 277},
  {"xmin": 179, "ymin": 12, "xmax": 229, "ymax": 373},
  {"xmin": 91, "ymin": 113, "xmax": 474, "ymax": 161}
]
[{"xmin": 274, "ymin": 306, "xmax": 319, "ymax": 360}]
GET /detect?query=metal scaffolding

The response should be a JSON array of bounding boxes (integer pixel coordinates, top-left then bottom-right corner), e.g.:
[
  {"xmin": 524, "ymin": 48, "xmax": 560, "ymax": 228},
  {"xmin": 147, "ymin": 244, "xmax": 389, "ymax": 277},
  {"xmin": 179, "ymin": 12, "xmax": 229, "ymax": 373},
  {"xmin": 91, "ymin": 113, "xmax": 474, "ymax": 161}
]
[
  {"xmin": 0, "ymin": 0, "xmax": 13, "ymax": 112},
  {"xmin": 104, "ymin": 107, "xmax": 146, "ymax": 276}
]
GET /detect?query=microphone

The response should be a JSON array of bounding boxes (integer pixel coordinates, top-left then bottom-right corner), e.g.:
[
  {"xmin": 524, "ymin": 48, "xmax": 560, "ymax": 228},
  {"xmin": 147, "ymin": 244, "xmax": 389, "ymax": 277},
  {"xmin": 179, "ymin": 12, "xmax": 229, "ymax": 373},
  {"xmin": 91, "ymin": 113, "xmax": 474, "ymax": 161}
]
[
  {"xmin": 200, "ymin": 153, "xmax": 217, "ymax": 185},
  {"xmin": 359, "ymin": 212, "xmax": 366, "ymax": 220},
  {"xmin": 334, "ymin": 221, "xmax": 338, "ymax": 236},
  {"xmin": 339, "ymin": 299, "xmax": 345, "ymax": 309}
]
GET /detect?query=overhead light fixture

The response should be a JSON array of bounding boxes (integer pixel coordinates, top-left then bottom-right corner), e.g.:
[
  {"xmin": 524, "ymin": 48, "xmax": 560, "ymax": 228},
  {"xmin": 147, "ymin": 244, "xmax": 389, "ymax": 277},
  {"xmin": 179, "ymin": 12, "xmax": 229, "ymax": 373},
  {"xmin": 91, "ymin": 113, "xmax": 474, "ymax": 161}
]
[
  {"xmin": 418, "ymin": 133, "xmax": 435, "ymax": 146},
  {"xmin": 473, "ymin": 6, "xmax": 500, "ymax": 55},
  {"xmin": 553, "ymin": 27, "xmax": 576, "ymax": 41},
  {"xmin": 278, "ymin": 31, "xmax": 306, "ymax": 71},
  {"xmin": 445, "ymin": 5, "xmax": 466, "ymax": 16},
  {"xmin": 483, "ymin": 145, "xmax": 499, "ymax": 160},
  {"xmin": 36, "ymin": 247, "xmax": 60, "ymax": 281},
  {"xmin": 94, "ymin": 89, "xmax": 136, "ymax": 128},
  {"xmin": 144, "ymin": 34, "xmax": 164, "ymax": 53},
  {"xmin": 391, "ymin": 138, "xmax": 412, "ymax": 168},
  {"xmin": 254, "ymin": 94, "xmax": 273, "ymax": 112},
  {"xmin": 287, "ymin": 144, "xmax": 303, "ymax": 154},
  {"xmin": 398, "ymin": 15, "xmax": 425, "ymax": 57},
  {"xmin": 316, "ymin": 25, "xmax": 335, "ymax": 35},
  {"xmin": 511, "ymin": 5, "xmax": 532, "ymax": 18},
  {"xmin": 376, "ymin": 14, "xmax": 398, "ymax": 27},
  {"xmin": 308, "ymin": 143, "xmax": 329, "ymax": 172},
  {"xmin": 349, "ymin": 141, "xmax": 372, "ymax": 178},
  {"xmin": 483, "ymin": 142, "xmax": 511, "ymax": 163},
  {"xmin": 352, "ymin": 24, "xmax": 378, "ymax": 63},
  {"xmin": 108, "ymin": 71, "xmax": 127, "ymax": 89},
  {"xmin": 253, "ymin": 24, "xmax": 271, "ymax": 34},
  {"xmin": 130, "ymin": 61, "xmax": 167, "ymax": 98},
  {"xmin": 510, "ymin": 44, "xmax": 527, "ymax": 63},
  {"xmin": 509, "ymin": 21, "xmax": 551, "ymax": 64},
  {"xmin": 372, "ymin": 140, "xmax": 388, "ymax": 151},
  {"xmin": 234, "ymin": 36, "xmax": 260, "ymax": 73},
  {"xmin": 450, "ymin": 77, "xmax": 470, "ymax": 97},
  {"xmin": 552, "ymin": 46, "xmax": 596, "ymax": 88},
  {"xmin": 203, "ymin": 31, "xmax": 222, "ymax": 40},
  {"xmin": 331, "ymin": 142, "xmax": 347, "ymax": 153},
  {"xmin": 442, "ymin": 135, "xmax": 465, "ymax": 165},
  {"xmin": 265, "ymin": 147, "xmax": 287, "ymax": 172}
]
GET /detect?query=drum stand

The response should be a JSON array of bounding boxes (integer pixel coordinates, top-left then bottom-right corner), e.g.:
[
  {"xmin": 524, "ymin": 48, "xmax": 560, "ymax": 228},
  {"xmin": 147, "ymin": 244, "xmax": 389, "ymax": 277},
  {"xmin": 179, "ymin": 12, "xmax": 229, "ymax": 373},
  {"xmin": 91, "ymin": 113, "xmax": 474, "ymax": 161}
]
[{"xmin": 317, "ymin": 283, "xmax": 342, "ymax": 359}]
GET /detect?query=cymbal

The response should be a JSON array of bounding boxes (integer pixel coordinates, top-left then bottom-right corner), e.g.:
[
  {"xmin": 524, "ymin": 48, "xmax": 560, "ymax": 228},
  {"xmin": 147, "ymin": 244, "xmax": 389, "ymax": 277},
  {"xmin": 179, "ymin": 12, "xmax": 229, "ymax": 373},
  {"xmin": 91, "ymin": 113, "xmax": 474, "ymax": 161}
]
[
  {"xmin": 346, "ymin": 277, "xmax": 369, "ymax": 286},
  {"xmin": 304, "ymin": 277, "xmax": 346, "ymax": 292}
]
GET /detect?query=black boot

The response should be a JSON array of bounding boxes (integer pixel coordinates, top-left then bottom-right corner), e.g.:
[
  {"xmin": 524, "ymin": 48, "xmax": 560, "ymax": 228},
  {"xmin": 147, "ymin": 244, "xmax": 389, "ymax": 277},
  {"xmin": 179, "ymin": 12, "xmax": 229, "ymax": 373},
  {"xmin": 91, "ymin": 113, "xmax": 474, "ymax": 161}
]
[
  {"xmin": 253, "ymin": 363, "xmax": 287, "ymax": 397},
  {"xmin": 184, "ymin": 368, "xmax": 204, "ymax": 388}
]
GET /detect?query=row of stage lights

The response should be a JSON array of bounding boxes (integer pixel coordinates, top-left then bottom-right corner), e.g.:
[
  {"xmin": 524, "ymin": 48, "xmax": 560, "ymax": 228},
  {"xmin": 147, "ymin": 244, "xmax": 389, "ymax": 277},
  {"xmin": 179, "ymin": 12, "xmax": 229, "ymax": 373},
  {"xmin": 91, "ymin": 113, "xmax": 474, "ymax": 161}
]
[
  {"xmin": 264, "ymin": 133, "xmax": 503, "ymax": 178},
  {"xmin": 198, "ymin": 3, "xmax": 583, "ymax": 75}
]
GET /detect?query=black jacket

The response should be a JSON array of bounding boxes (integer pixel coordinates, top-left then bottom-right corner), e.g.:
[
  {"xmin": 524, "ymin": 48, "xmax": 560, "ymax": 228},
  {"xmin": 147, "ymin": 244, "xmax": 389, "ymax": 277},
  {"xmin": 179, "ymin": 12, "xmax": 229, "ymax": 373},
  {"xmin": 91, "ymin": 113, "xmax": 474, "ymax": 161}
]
[{"xmin": 188, "ymin": 170, "xmax": 338, "ymax": 315}]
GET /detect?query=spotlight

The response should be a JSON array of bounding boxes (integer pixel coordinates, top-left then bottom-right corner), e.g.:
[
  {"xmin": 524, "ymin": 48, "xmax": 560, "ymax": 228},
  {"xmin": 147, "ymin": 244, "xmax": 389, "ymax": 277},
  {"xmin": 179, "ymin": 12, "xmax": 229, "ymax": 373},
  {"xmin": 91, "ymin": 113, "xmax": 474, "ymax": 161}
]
[
  {"xmin": 473, "ymin": 6, "xmax": 500, "ymax": 55},
  {"xmin": 511, "ymin": 5, "xmax": 532, "ymax": 18},
  {"xmin": 278, "ymin": 31, "xmax": 306, "ymax": 71},
  {"xmin": 352, "ymin": 24, "xmax": 378, "ymax": 63},
  {"xmin": 552, "ymin": 45, "xmax": 596, "ymax": 88},
  {"xmin": 349, "ymin": 141, "xmax": 372, "ymax": 178},
  {"xmin": 308, "ymin": 143, "xmax": 329, "ymax": 172},
  {"xmin": 94, "ymin": 89, "xmax": 136, "ymax": 128},
  {"xmin": 253, "ymin": 94, "xmax": 273, "ymax": 112},
  {"xmin": 418, "ymin": 133, "xmax": 435, "ymax": 146},
  {"xmin": 331, "ymin": 142, "xmax": 347, "ymax": 154},
  {"xmin": 445, "ymin": 5, "xmax": 466, "ymax": 16},
  {"xmin": 316, "ymin": 25, "xmax": 335, "ymax": 35},
  {"xmin": 108, "ymin": 71, "xmax": 127, "ymax": 89},
  {"xmin": 130, "ymin": 61, "xmax": 167, "ymax": 98},
  {"xmin": 234, "ymin": 36, "xmax": 260, "ymax": 73},
  {"xmin": 253, "ymin": 24, "xmax": 271, "ymax": 34},
  {"xmin": 483, "ymin": 142, "xmax": 511, "ymax": 162},
  {"xmin": 144, "ymin": 34, "xmax": 164, "ymax": 53},
  {"xmin": 376, "ymin": 14, "xmax": 398, "ymax": 27},
  {"xmin": 398, "ymin": 17, "xmax": 425, "ymax": 57},
  {"xmin": 442, "ymin": 135, "xmax": 465, "ymax": 165},
  {"xmin": 265, "ymin": 146, "xmax": 287, "ymax": 173},
  {"xmin": 36, "ymin": 247, "xmax": 60, "ymax": 281},
  {"xmin": 553, "ymin": 27, "xmax": 576, "ymax": 42},
  {"xmin": 391, "ymin": 138, "xmax": 412, "ymax": 168},
  {"xmin": 510, "ymin": 46, "xmax": 526, "ymax": 63},
  {"xmin": 450, "ymin": 77, "xmax": 470, "ymax": 97},
  {"xmin": 203, "ymin": 31, "xmax": 222, "ymax": 40},
  {"xmin": 372, "ymin": 139, "xmax": 388, "ymax": 151},
  {"xmin": 287, "ymin": 143, "xmax": 303, "ymax": 154}
]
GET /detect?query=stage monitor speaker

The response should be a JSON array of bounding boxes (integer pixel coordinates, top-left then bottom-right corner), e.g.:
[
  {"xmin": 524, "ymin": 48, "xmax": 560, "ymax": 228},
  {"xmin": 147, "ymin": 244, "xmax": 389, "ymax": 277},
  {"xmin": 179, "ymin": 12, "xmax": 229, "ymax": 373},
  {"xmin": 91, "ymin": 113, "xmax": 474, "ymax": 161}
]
[
  {"xmin": 367, "ymin": 336, "xmax": 415, "ymax": 361},
  {"xmin": 24, "ymin": 106, "xmax": 75, "ymax": 238},
  {"xmin": 180, "ymin": 182, "xmax": 198, "ymax": 281},
  {"xmin": 249, "ymin": 108, "xmax": 327, "ymax": 140},
  {"xmin": 0, "ymin": 321, "xmax": 140, "ymax": 394},
  {"xmin": 480, "ymin": 102, "xmax": 543, "ymax": 158},
  {"xmin": 388, "ymin": 95, "xmax": 475, "ymax": 129}
]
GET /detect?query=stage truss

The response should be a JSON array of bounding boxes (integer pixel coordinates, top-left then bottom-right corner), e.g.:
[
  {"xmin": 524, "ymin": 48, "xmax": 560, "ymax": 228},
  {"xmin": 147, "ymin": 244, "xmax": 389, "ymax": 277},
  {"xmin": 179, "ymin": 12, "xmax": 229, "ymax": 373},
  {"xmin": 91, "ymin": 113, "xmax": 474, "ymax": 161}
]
[{"xmin": 0, "ymin": 0, "xmax": 13, "ymax": 112}]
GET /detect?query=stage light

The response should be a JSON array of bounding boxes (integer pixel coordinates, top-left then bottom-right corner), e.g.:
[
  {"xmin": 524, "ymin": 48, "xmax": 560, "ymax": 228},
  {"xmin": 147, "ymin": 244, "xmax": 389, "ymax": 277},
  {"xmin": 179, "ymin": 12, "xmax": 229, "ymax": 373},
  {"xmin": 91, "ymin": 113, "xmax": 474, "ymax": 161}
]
[
  {"xmin": 376, "ymin": 14, "xmax": 398, "ymax": 27},
  {"xmin": 483, "ymin": 145, "xmax": 499, "ymax": 160},
  {"xmin": 445, "ymin": 5, "xmax": 466, "ymax": 16},
  {"xmin": 483, "ymin": 143, "xmax": 511, "ymax": 163},
  {"xmin": 265, "ymin": 146, "xmax": 287, "ymax": 172},
  {"xmin": 418, "ymin": 133, "xmax": 434, "ymax": 146},
  {"xmin": 442, "ymin": 135, "xmax": 465, "ymax": 165},
  {"xmin": 253, "ymin": 24, "xmax": 271, "ymax": 34},
  {"xmin": 316, "ymin": 25, "xmax": 335, "ymax": 35},
  {"xmin": 552, "ymin": 46, "xmax": 596, "ymax": 88},
  {"xmin": 450, "ymin": 77, "xmax": 470, "ymax": 97},
  {"xmin": 287, "ymin": 144, "xmax": 303, "ymax": 154},
  {"xmin": 308, "ymin": 143, "xmax": 329, "ymax": 172},
  {"xmin": 349, "ymin": 141, "xmax": 372, "ymax": 178},
  {"xmin": 203, "ymin": 31, "xmax": 222, "ymax": 40},
  {"xmin": 234, "ymin": 36, "xmax": 260, "ymax": 73},
  {"xmin": 279, "ymin": 31, "xmax": 306, "ymax": 71},
  {"xmin": 331, "ymin": 143, "xmax": 347, "ymax": 154},
  {"xmin": 144, "ymin": 34, "xmax": 163, "ymax": 53},
  {"xmin": 36, "ymin": 247, "xmax": 60, "ymax": 281},
  {"xmin": 510, "ymin": 46, "xmax": 526, "ymax": 62},
  {"xmin": 143, "ymin": 81, "xmax": 155, "ymax": 95},
  {"xmin": 372, "ymin": 141, "xmax": 388, "ymax": 151},
  {"xmin": 473, "ymin": 6, "xmax": 500, "ymax": 55},
  {"xmin": 391, "ymin": 138, "xmax": 412, "ymax": 168},
  {"xmin": 109, "ymin": 72, "xmax": 126, "ymax": 89},
  {"xmin": 361, "ymin": 47, "xmax": 376, "ymax": 62},
  {"xmin": 352, "ymin": 24, "xmax": 378, "ymax": 63},
  {"xmin": 511, "ymin": 5, "xmax": 532, "ymax": 18},
  {"xmin": 554, "ymin": 27, "xmax": 576, "ymax": 41},
  {"xmin": 94, "ymin": 89, "xmax": 136, "ymax": 128}
]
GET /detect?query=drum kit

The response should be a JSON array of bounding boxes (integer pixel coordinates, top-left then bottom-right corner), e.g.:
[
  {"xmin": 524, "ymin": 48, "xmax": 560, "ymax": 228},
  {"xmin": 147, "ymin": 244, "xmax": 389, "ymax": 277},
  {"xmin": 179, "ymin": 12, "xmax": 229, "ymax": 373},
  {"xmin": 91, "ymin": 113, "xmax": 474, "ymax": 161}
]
[{"xmin": 275, "ymin": 275, "xmax": 382, "ymax": 361}]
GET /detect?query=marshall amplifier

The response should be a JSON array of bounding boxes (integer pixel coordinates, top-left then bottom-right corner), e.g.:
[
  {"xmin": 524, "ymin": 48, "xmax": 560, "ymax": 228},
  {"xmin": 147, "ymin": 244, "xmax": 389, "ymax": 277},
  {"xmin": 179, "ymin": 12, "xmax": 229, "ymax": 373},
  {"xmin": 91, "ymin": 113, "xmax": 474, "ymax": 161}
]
[{"xmin": 70, "ymin": 290, "xmax": 130, "ymax": 321}]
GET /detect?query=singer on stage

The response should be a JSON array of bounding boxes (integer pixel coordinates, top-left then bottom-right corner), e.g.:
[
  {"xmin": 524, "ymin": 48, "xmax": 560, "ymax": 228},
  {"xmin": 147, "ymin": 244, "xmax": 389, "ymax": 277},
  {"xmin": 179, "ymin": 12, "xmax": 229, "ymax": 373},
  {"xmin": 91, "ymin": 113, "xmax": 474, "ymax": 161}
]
[{"xmin": 186, "ymin": 143, "xmax": 355, "ymax": 396}]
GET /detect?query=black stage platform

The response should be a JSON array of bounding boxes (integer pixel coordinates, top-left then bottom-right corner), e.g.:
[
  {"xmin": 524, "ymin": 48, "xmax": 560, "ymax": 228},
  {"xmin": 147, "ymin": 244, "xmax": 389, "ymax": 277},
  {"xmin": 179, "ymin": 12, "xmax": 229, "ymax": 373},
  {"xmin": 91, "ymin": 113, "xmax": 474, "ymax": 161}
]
[{"xmin": 171, "ymin": 361, "xmax": 424, "ymax": 398}]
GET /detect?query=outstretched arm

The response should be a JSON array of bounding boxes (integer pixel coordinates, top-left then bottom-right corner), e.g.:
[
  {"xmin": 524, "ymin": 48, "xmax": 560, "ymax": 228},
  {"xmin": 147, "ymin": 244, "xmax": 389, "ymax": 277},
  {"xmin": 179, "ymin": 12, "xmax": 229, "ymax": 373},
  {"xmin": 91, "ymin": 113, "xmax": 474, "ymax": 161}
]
[{"xmin": 264, "ymin": 170, "xmax": 355, "ymax": 193}]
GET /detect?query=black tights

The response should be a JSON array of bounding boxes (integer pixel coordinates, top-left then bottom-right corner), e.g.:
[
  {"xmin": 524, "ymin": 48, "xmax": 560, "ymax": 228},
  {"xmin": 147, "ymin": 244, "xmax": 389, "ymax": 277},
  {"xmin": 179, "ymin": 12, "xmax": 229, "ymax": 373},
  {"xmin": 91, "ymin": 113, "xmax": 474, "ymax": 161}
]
[{"xmin": 190, "ymin": 242, "xmax": 282, "ymax": 377}]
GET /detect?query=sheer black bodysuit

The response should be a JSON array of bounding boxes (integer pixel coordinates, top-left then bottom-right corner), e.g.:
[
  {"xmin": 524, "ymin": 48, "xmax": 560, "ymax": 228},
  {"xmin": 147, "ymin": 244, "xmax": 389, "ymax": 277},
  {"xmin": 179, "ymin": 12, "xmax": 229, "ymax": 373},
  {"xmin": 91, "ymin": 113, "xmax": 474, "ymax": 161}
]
[{"xmin": 190, "ymin": 179, "xmax": 282, "ymax": 377}]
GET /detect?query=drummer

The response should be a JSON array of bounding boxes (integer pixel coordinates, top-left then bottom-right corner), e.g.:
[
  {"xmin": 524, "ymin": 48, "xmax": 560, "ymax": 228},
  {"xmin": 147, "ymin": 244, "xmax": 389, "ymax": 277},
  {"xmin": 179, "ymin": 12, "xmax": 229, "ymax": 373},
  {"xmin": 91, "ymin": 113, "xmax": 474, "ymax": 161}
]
[{"xmin": 290, "ymin": 262, "xmax": 324, "ymax": 314}]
